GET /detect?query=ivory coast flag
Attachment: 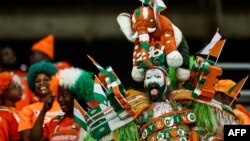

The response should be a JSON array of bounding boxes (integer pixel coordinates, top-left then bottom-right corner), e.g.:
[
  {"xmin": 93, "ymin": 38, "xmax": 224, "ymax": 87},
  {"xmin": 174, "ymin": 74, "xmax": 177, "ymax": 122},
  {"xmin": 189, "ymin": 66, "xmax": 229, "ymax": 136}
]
[
  {"xmin": 74, "ymin": 99, "xmax": 88, "ymax": 131},
  {"xmin": 209, "ymin": 39, "xmax": 226, "ymax": 59},
  {"xmin": 93, "ymin": 77, "xmax": 109, "ymax": 106},
  {"xmin": 198, "ymin": 30, "xmax": 222, "ymax": 56},
  {"xmin": 228, "ymin": 76, "xmax": 249, "ymax": 98}
]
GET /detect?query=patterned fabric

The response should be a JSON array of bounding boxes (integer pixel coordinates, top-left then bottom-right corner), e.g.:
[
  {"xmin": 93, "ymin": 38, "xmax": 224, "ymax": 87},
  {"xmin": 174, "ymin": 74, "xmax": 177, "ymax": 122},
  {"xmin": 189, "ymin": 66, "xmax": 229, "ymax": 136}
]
[
  {"xmin": 138, "ymin": 101, "xmax": 196, "ymax": 140},
  {"xmin": 85, "ymin": 104, "xmax": 133, "ymax": 140}
]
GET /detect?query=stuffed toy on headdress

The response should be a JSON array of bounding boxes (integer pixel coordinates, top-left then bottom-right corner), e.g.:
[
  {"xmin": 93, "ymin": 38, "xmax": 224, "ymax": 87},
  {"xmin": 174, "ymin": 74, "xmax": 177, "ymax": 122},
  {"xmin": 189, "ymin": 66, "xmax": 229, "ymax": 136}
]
[
  {"xmin": 117, "ymin": 0, "xmax": 190, "ymax": 82},
  {"xmin": 27, "ymin": 61, "xmax": 57, "ymax": 94},
  {"xmin": 0, "ymin": 72, "xmax": 22, "ymax": 95},
  {"xmin": 31, "ymin": 34, "xmax": 54, "ymax": 60}
]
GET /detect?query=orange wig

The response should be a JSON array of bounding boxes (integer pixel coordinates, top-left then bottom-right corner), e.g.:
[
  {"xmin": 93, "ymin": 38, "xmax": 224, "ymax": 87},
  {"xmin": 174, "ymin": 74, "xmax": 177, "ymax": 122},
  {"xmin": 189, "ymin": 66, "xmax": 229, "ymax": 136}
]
[{"xmin": 0, "ymin": 72, "xmax": 12, "ymax": 95}]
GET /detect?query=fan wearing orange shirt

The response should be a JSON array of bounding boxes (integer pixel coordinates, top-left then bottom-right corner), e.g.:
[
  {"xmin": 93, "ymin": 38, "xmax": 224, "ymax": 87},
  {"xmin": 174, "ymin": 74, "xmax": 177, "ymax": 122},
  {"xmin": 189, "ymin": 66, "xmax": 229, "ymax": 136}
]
[
  {"xmin": 0, "ymin": 72, "xmax": 23, "ymax": 123},
  {"xmin": 18, "ymin": 61, "xmax": 63, "ymax": 141},
  {"xmin": 31, "ymin": 67, "xmax": 90, "ymax": 141},
  {"xmin": 0, "ymin": 106, "xmax": 20, "ymax": 141}
]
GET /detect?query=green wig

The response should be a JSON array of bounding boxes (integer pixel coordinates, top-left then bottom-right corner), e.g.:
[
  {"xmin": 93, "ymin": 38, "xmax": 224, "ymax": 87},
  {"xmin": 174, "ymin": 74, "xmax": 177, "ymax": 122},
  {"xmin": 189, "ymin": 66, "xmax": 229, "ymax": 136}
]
[
  {"xmin": 53, "ymin": 67, "xmax": 95, "ymax": 102},
  {"xmin": 27, "ymin": 61, "xmax": 57, "ymax": 94},
  {"xmin": 70, "ymin": 70, "xmax": 95, "ymax": 102}
]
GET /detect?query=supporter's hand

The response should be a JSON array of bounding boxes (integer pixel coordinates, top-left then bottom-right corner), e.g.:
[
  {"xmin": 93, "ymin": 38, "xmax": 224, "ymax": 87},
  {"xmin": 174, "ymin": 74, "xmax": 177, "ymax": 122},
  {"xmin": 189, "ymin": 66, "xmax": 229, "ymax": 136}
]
[{"xmin": 42, "ymin": 95, "xmax": 55, "ymax": 112}]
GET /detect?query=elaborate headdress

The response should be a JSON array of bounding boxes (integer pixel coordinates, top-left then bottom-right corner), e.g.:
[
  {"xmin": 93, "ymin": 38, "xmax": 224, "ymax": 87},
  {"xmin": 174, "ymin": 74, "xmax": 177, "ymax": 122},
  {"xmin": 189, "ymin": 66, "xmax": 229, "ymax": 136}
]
[{"xmin": 117, "ymin": 0, "xmax": 187, "ymax": 83}]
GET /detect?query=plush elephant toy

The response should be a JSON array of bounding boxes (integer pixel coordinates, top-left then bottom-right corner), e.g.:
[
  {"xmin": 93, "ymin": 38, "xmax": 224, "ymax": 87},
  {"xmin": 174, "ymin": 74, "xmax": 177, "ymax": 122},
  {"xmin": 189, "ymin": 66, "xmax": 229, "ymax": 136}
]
[{"xmin": 117, "ymin": 5, "xmax": 190, "ymax": 83}]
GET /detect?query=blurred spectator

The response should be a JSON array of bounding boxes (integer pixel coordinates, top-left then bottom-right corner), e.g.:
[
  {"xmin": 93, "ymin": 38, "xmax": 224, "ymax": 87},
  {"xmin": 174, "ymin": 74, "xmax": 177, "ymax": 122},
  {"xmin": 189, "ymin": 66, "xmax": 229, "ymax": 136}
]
[
  {"xmin": 18, "ymin": 61, "xmax": 63, "ymax": 141},
  {"xmin": 0, "ymin": 46, "xmax": 18, "ymax": 72},
  {"xmin": 0, "ymin": 72, "xmax": 23, "ymax": 123},
  {"xmin": 29, "ymin": 34, "xmax": 54, "ymax": 66},
  {"xmin": 29, "ymin": 34, "xmax": 72, "ymax": 71}
]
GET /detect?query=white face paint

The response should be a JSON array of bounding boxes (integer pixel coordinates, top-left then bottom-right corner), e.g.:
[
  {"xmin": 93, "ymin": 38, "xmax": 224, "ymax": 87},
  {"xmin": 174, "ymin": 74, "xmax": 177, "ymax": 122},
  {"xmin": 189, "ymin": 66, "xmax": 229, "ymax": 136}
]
[
  {"xmin": 144, "ymin": 68, "xmax": 165, "ymax": 87},
  {"xmin": 144, "ymin": 68, "xmax": 169, "ymax": 102}
]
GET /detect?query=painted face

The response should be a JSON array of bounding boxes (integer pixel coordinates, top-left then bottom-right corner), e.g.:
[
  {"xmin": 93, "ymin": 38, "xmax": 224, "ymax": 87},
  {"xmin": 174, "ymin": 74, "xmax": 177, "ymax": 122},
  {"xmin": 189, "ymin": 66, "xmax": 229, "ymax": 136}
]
[
  {"xmin": 35, "ymin": 73, "xmax": 51, "ymax": 97},
  {"xmin": 57, "ymin": 87, "xmax": 74, "ymax": 114},
  {"xmin": 144, "ymin": 68, "xmax": 168, "ymax": 102},
  {"xmin": 4, "ymin": 81, "xmax": 22, "ymax": 102}
]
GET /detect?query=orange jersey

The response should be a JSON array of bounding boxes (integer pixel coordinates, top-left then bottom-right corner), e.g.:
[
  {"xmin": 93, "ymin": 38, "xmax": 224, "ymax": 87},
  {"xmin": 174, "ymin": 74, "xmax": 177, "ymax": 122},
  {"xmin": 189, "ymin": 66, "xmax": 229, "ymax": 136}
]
[
  {"xmin": 0, "ymin": 106, "xmax": 20, "ymax": 141},
  {"xmin": 7, "ymin": 106, "xmax": 21, "ymax": 123},
  {"xmin": 43, "ymin": 116, "xmax": 81, "ymax": 141},
  {"xmin": 18, "ymin": 101, "xmax": 63, "ymax": 132},
  {"xmin": 15, "ymin": 77, "xmax": 37, "ymax": 110}
]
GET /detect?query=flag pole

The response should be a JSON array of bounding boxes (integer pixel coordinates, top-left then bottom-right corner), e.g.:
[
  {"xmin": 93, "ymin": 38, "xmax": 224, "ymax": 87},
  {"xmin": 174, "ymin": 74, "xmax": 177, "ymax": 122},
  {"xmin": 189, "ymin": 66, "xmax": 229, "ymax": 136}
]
[
  {"xmin": 229, "ymin": 76, "xmax": 249, "ymax": 107},
  {"xmin": 94, "ymin": 75, "xmax": 108, "ymax": 92}
]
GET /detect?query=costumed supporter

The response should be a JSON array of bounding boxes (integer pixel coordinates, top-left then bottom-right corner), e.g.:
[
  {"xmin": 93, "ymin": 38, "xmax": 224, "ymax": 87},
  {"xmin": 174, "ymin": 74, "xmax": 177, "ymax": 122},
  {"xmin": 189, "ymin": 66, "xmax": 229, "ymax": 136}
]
[
  {"xmin": 116, "ymin": 1, "xmax": 198, "ymax": 137},
  {"xmin": 117, "ymin": 0, "xmax": 190, "ymax": 85},
  {"xmin": 0, "ymin": 106, "xmax": 20, "ymax": 141},
  {"xmin": 0, "ymin": 72, "xmax": 23, "ymax": 123},
  {"xmin": 18, "ymin": 61, "xmax": 63, "ymax": 141},
  {"xmin": 137, "ymin": 65, "xmax": 198, "ymax": 141},
  {"xmin": 31, "ymin": 67, "xmax": 89, "ymax": 141}
]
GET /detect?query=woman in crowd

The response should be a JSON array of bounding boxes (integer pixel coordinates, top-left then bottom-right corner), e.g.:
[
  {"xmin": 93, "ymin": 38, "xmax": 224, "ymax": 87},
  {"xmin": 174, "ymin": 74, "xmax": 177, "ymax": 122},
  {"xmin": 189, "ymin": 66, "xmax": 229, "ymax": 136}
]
[
  {"xmin": 0, "ymin": 72, "xmax": 23, "ymax": 122},
  {"xmin": 18, "ymin": 61, "xmax": 63, "ymax": 141}
]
